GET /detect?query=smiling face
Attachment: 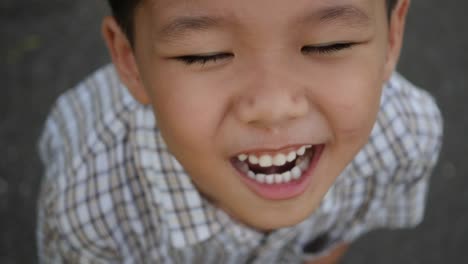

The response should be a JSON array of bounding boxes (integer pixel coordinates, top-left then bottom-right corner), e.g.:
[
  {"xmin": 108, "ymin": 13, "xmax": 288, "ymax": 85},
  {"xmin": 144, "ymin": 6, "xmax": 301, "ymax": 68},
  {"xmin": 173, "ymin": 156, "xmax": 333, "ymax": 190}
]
[{"xmin": 103, "ymin": 0, "xmax": 408, "ymax": 230}]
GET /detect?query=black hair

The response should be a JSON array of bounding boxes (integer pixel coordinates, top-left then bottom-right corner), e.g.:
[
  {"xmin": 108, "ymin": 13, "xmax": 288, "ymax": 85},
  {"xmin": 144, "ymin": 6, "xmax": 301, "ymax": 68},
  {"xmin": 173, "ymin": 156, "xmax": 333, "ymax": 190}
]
[
  {"xmin": 107, "ymin": 0, "xmax": 141, "ymax": 41},
  {"xmin": 387, "ymin": 0, "xmax": 398, "ymax": 17},
  {"xmin": 108, "ymin": 0, "xmax": 399, "ymax": 44}
]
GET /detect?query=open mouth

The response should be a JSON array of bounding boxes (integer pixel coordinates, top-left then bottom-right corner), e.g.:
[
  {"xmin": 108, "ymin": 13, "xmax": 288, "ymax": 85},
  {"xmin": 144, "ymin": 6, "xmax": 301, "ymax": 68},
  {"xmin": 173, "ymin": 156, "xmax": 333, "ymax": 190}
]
[{"xmin": 231, "ymin": 144, "xmax": 318, "ymax": 185}]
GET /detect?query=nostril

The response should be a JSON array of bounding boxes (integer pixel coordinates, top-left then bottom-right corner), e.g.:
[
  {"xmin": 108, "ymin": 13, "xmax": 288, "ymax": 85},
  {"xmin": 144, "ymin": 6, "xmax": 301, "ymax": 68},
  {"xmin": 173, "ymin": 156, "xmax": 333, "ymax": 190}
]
[
  {"xmin": 246, "ymin": 97, "xmax": 256, "ymax": 107},
  {"xmin": 235, "ymin": 89, "xmax": 309, "ymax": 126}
]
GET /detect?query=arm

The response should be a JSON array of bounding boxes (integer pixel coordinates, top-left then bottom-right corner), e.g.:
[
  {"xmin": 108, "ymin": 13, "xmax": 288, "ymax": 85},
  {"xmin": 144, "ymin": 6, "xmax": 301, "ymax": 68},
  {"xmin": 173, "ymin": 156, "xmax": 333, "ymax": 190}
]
[{"xmin": 305, "ymin": 243, "xmax": 349, "ymax": 264}]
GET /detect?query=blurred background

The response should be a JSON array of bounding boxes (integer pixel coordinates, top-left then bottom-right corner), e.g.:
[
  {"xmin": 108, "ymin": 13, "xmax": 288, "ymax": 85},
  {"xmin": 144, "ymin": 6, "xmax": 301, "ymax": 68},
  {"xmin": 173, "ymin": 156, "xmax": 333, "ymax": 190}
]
[{"xmin": 1, "ymin": 0, "xmax": 467, "ymax": 263}]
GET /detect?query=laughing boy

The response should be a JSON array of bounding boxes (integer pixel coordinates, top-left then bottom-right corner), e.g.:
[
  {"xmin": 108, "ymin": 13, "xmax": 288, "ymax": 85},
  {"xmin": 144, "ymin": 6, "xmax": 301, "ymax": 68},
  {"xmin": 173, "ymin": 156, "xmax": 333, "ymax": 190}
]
[{"xmin": 37, "ymin": 0, "xmax": 443, "ymax": 263}]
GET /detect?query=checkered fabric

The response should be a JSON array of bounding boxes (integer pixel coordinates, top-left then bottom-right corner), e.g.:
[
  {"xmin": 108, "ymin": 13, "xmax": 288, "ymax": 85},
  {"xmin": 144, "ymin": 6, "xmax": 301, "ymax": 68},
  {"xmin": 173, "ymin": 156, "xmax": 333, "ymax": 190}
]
[{"xmin": 37, "ymin": 65, "xmax": 442, "ymax": 264}]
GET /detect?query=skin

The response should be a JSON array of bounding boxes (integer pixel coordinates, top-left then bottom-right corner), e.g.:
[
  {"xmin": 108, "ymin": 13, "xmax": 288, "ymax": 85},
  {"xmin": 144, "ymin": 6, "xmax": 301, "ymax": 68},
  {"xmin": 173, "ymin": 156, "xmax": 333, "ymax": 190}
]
[{"xmin": 103, "ymin": 0, "xmax": 409, "ymax": 263}]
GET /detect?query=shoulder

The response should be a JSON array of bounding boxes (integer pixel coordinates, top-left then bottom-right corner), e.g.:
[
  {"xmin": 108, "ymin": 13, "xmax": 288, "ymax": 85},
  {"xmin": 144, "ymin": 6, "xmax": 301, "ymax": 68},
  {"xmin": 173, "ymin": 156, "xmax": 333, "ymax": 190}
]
[
  {"xmin": 345, "ymin": 72, "xmax": 443, "ymax": 184},
  {"xmin": 40, "ymin": 65, "xmax": 138, "ymax": 156},
  {"xmin": 37, "ymin": 65, "xmax": 163, "ymax": 260},
  {"xmin": 369, "ymin": 73, "xmax": 443, "ymax": 171},
  {"xmin": 37, "ymin": 64, "xmax": 150, "ymax": 182},
  {"xmin": 302, "ymin": 74, "xmax": 444, "ymax": 243},
  {"xmin": 344, "ymin": 73, "xmax": 443, "ymax": 228},
  {"xmin": 343, "ymin": 72, "xmax": 443, "ymax": 212}
]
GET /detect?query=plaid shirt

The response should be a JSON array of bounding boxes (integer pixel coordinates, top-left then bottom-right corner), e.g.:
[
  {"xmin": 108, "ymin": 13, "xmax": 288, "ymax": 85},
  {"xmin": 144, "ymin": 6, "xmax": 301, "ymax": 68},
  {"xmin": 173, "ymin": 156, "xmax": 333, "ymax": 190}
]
[{"xmin": 37, "ymin": 65, "xmax": 442, "ymax": 264}]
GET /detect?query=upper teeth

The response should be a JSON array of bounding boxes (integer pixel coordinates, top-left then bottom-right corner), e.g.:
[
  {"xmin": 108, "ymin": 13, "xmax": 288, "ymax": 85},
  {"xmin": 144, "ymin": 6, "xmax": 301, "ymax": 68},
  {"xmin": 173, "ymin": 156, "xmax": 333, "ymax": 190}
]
[{"xmin": 238, "ymin": 145, "xmax": 312, "ymax": 167}]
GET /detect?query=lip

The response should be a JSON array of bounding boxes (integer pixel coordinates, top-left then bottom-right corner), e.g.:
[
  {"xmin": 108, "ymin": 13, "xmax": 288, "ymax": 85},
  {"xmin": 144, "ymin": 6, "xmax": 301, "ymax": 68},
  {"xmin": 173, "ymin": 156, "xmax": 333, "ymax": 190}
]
[{"xmin": 233, "ymin": 144, "xmax": 325, "ymax": 200}]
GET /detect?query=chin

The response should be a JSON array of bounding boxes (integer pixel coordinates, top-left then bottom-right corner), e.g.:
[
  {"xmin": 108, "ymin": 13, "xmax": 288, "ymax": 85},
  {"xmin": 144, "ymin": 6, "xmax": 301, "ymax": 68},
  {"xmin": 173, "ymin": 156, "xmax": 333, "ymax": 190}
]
[{"xmin": 239, "ymin": 200, "xmax": 320, "ymax": 231}]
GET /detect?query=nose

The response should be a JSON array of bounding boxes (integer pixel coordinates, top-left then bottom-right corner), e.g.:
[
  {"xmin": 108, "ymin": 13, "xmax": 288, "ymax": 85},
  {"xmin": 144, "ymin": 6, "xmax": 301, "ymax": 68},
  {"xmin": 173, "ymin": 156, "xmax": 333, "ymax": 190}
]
[{"xmin": 234, "ymin": 65, "xmax": 309, "ymax": 128}]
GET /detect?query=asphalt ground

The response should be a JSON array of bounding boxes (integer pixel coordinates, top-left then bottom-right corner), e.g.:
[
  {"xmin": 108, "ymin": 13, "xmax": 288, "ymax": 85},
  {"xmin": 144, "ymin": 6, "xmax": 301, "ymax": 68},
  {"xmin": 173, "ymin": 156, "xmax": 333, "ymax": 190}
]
[{"xmin": 1, "ymin": 1, "xmax": 467, "ymax": 263}]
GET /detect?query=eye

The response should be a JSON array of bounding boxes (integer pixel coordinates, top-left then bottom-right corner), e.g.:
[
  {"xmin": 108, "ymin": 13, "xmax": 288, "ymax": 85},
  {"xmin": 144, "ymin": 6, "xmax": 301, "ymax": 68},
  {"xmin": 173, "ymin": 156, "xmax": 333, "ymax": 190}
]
[
  {"xmin": 301, "ymin": 43, "xmax": 354, "ymax": 55},
  {"xmin": 174, "ymin": 53, "xmax": 234, "ymax": 65}
]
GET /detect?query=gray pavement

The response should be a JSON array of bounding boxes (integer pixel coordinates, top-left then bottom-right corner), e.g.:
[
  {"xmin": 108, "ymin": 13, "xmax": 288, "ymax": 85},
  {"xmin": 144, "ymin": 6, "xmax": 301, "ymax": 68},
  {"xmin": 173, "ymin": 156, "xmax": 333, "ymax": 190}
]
[{"xmin": 1, "ymin": 1, "xmax": 467, "ymax": 263}]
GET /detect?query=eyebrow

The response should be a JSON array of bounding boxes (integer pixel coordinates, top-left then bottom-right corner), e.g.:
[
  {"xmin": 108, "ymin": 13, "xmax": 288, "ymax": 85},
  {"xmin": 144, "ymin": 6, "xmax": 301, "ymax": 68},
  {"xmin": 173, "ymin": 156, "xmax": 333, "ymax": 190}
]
[
  {"xmin": 311, "ymin": 5, "xmax": 371, "ymax": 27},
  {"xmin": 156, "ymin": 15, "xmax": 225, "ymax": 42},
  {"xmin": 156, "ymin": 4, "xmax": 371, "ymax": 42}
]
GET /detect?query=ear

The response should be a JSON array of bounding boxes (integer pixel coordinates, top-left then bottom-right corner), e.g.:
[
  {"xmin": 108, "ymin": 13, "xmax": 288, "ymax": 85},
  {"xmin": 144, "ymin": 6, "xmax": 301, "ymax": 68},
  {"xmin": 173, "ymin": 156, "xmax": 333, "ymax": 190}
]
[
  {"xmin": 383, "ymin": 0, "xmax": 410, "ymax": 82},
  {"xmin": 101, "ymin": 16, "xmax": 151, "ymax": 105}
]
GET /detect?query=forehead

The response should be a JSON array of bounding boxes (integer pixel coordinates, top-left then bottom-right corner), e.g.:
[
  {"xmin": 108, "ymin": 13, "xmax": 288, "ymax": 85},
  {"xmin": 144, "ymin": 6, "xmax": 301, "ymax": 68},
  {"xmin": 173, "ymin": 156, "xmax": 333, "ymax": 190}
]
[{"xmin": 141, "ymin": 0, "xmax": 385, "ymax": 28}]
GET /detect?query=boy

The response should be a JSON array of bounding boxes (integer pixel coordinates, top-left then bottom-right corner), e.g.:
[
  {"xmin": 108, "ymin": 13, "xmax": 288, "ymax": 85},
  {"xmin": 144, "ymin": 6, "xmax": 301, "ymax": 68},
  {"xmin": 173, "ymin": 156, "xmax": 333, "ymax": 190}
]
[{"xmin": 37, "ymin": 0, "xmax": 443, "ymax": 263}]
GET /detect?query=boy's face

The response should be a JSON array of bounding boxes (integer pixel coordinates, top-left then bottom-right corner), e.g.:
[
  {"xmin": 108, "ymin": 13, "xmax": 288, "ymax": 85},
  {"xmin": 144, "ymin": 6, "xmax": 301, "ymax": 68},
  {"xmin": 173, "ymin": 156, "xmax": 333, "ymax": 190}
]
[{"xmin": 105, "ymin": 0, "xmax": 407, "ymax": 230}]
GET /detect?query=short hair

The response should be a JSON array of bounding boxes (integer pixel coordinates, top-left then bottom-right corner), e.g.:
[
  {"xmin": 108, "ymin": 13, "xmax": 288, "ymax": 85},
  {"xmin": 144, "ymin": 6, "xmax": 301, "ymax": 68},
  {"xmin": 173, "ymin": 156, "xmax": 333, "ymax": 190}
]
[{"xmin": 108, "ymin": 0, "xmax": 399, "ymax": 44}]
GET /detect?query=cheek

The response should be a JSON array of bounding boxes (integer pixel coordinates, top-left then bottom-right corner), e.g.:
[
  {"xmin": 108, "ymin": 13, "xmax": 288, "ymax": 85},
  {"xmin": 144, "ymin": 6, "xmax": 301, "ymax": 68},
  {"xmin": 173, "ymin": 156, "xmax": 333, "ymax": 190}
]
[
  {"xmin": 329, "ymin": 86, "xmax": 380, "ymax": 141},
  {"xmin": 313, "ymin": 66, "xmax": 383, "ymax": 143},
  {"xmin": 145, "ymin": 71, "xmax": 229, "ymax": 155}
]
